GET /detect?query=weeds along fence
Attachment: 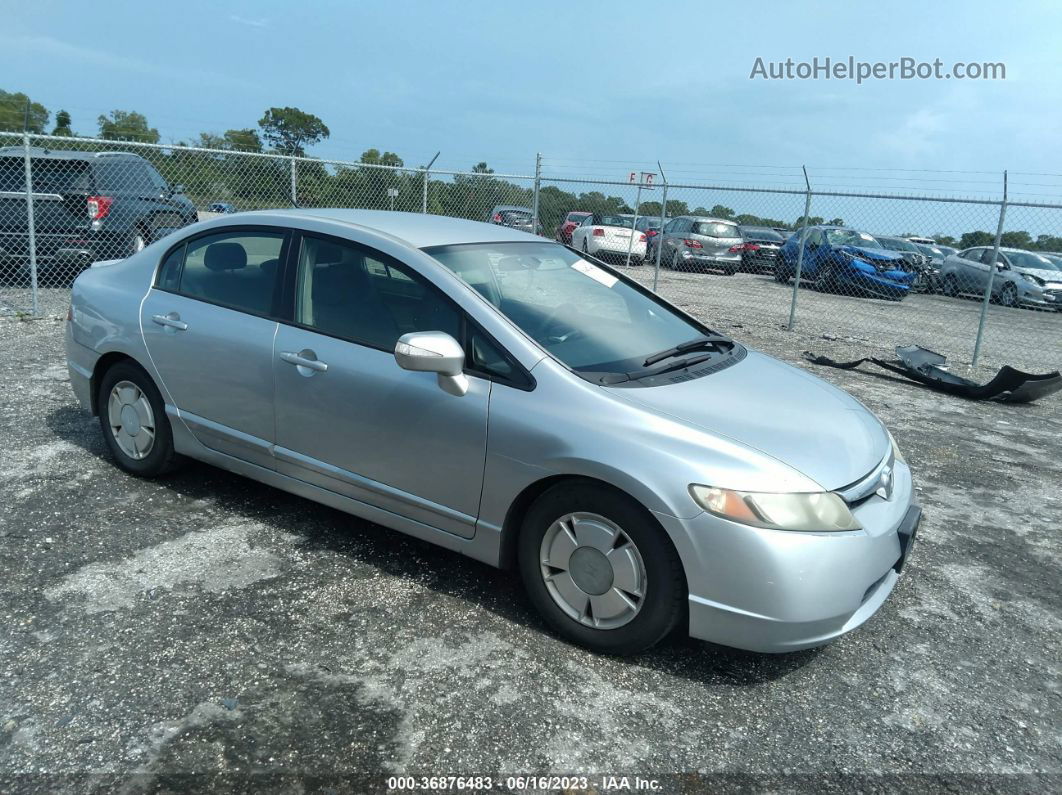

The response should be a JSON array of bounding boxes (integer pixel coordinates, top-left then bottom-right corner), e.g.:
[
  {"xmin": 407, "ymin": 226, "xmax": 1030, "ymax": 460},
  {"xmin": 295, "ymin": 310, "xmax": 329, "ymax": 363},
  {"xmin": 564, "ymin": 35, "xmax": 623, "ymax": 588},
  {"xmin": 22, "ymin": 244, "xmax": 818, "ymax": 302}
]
[{"xmin": 2, "ymin": 131, "xmax": 1061, "ymax": 373}]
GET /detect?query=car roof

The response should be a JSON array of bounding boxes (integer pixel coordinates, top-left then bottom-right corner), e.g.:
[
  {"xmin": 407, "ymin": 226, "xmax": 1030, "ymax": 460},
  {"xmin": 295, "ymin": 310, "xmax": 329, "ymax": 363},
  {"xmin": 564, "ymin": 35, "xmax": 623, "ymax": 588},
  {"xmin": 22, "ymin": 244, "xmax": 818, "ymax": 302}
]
[
  {"xmin": 491, "ymin": 205, "xmax": 532, "ymax": 212},
  {"xmin": 0, "ymin": 146, "xmax": 143, "ymax": 162},
  {"xmin": 247, "ymin": 208, "xmax": 540, "ymax": 248}
]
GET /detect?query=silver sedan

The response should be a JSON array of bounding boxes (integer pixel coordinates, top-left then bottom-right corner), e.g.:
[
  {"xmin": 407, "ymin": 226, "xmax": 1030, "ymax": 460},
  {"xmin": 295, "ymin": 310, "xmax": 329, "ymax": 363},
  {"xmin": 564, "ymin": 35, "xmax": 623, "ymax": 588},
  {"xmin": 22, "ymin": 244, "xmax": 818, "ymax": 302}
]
[{"xmin": 66, "ymin": 209, "xmax": 920, "ymax": 655}]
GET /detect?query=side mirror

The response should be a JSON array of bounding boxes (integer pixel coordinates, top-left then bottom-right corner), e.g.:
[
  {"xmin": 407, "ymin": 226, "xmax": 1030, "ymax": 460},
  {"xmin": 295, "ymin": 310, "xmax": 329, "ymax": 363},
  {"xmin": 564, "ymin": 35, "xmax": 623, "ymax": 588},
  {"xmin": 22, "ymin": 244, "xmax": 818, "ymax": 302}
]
[
  {"xmin": 996, "ymin": 262, "xmax": 1008, "ymax": 271},
  {"xmin": 394, "ymin": 331, "xmax": 468, "ymax": 396}
]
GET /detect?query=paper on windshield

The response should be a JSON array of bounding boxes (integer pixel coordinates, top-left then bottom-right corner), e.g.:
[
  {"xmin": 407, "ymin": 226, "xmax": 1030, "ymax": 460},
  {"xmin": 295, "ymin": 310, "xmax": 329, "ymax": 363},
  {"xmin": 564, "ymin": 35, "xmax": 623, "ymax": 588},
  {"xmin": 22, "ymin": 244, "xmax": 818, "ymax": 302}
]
[{"xmin": 571, "ymin": 259, "xmax": 618, "ymax": 288}]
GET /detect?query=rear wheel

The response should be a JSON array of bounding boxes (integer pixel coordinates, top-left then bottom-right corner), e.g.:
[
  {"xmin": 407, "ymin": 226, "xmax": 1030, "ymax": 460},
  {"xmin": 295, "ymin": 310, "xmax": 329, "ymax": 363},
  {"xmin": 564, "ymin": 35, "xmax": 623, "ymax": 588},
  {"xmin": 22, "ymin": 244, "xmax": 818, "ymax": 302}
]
[
  {"xmin": 518, "ymin": 482, "xmax": 685, "ymax": 655},
  {"xmin": 817, "ymin": 262, "xmax": 837, "ymax": 292},
  {"xmin": 97, "ymin": 361, "xmax": 183, "ymax": 478}
]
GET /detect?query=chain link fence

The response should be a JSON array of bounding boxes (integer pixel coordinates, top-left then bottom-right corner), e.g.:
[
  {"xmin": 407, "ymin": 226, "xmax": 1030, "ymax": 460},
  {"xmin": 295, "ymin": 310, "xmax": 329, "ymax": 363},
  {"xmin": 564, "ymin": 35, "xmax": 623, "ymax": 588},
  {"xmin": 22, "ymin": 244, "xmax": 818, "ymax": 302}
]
[{"xmin": 3, "ymin": 132, "xmax": 1061, "ymax": 373}]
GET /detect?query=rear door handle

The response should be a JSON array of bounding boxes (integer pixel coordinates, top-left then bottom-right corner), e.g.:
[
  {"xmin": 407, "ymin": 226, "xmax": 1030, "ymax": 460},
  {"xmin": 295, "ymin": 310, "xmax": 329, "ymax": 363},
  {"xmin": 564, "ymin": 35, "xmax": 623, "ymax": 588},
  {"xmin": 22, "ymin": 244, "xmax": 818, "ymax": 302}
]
[
  {"xmin": 280, "ymin": 351, "xmax": 328, "ymax": 373},
  {"xmin": 151, "ymin": 313, "xmax": 188, "ymax": 331}
]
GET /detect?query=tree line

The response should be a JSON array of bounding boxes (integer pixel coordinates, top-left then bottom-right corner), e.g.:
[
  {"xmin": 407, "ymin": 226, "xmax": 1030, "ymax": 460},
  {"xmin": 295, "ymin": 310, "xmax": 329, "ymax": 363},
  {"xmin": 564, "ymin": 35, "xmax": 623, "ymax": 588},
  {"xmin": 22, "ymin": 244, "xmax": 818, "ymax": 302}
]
[{"xmin": 3, "ymin": 88, "xmax": 1061, "ymax": 252}]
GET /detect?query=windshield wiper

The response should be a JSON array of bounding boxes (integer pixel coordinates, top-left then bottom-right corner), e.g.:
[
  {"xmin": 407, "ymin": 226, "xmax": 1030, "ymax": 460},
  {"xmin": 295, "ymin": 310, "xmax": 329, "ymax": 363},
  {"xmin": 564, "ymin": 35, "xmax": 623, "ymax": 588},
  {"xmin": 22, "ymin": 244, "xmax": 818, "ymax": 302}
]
[
  {"xmin": 643, "ymin": 335, "xmax": 730, "ymax": 367},
  {"xmin": 638, "ymin": 352, "xmax": 717, "ymax": 378}
]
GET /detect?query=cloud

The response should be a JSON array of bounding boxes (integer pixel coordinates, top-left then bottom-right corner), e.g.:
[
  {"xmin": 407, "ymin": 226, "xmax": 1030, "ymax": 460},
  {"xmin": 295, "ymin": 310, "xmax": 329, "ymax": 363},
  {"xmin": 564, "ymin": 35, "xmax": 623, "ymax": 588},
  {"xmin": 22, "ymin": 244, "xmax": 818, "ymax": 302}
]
[
  {"xmin": 229, "ymin": 15, "xmax": 269, "ymax": 28},
  {"xmin": 0, "ymin": 33, "xmax": 254, "ymax": 90}
]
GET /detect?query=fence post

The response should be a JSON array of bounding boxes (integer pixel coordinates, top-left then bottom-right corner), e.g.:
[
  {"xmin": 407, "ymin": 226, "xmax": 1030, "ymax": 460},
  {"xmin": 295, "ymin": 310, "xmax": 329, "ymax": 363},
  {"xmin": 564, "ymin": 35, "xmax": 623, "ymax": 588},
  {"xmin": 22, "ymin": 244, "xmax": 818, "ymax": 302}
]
[
  {"xmin": 22, "ymin": 132, "xmax": 39, "ymax": 316},
  {"xmin": 653, "ymin": 162, "xmax": 668, "ymax": 292},
  {"xmin": 289, "ymin": 156, "xmax": 297, "ymax": 205},
  {"xmin": 421, "ymin": 151, "xmax": 440, "ymax": 214},
  {"xmin": 531, "ymin": 152, "xmax": 542, "ymax": 235},
  {"xmin": 972, "ymin": 171, "xmax": 1008, "ymax": 367},
  {"xmin": 787, "ymin": 165, "xmax": 813, "ymax": 331}
]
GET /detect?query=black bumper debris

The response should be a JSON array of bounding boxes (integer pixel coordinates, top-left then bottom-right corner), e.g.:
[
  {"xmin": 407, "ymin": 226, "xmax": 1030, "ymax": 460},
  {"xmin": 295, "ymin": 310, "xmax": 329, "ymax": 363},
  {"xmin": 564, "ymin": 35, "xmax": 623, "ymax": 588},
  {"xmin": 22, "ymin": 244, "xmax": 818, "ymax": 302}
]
[{"xmin": 803, "ymin": 345, "xmax": 1062, "ymax": 403}]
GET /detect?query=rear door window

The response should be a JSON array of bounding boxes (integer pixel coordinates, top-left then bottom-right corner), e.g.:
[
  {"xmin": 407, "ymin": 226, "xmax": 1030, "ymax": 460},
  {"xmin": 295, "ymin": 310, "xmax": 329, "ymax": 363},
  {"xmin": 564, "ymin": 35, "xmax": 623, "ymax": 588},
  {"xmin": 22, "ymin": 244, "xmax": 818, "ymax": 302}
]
[
  {"xmin": 0, "ymin": 158, "xmax": 92, "ymax": 194},
  {"xmin": 161, "ymin": 230, "xmax": 286, "ymax": 316}
]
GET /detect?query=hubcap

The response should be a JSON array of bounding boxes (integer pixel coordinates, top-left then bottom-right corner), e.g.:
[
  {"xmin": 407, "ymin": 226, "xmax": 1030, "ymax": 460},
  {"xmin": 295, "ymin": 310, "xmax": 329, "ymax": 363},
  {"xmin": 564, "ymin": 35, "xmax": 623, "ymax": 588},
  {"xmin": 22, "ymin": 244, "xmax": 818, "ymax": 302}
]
[
  {"xmin": 107, "ymin": 380, "xmax": 156, "ymax": 460},
  {"xmin": 540, "ymin": 512, "xmax": 647, "ymax": 629}
]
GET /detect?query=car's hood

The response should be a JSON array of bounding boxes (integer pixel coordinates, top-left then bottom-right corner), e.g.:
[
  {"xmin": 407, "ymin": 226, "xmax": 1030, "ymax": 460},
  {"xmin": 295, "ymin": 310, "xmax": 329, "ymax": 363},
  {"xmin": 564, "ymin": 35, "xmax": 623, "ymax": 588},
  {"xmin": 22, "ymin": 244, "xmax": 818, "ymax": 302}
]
[
  {"xmin": 610, "ymin": 350, "xmax": 889, "ymax": 491},
  {"xmin": 840, "ymin": 245, "xmax": 904, "ymax": 262},
  {"xmin": 1015, "ymin": 266, "xmax": 1062, "ymax": 282}
]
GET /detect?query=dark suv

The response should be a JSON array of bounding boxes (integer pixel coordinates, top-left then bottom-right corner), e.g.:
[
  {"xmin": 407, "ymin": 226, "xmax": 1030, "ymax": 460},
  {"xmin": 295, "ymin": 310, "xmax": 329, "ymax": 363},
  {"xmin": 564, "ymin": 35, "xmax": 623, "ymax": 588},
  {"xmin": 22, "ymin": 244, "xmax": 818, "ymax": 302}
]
[{"xmin": 0, "ymin": 148, "xmax": 198, "ymax": 280}]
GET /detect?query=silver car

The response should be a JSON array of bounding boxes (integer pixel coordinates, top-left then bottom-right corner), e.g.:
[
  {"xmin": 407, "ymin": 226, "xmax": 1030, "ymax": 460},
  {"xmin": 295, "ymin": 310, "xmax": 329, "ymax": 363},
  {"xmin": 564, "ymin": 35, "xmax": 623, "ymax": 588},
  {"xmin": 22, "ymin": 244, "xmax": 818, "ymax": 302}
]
[
  {"xmin": 658, "ymin": 216, "xmax": 743, "ymax": 274},
  {"xmin": 940, "ymin": 246, "xmax": 1062, "ymax": 310},
  {"xmin": 66, "ymin": 210, "xmax": 920, "ymax": 655}
]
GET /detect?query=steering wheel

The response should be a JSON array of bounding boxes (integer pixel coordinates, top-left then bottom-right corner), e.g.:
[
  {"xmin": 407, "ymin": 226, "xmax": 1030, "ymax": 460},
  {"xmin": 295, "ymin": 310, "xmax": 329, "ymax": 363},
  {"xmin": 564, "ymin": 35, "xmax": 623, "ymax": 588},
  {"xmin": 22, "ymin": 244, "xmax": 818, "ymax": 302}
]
[{"xmin": 535, "ymin": 302, "xmax": 585, "ymax": 345}]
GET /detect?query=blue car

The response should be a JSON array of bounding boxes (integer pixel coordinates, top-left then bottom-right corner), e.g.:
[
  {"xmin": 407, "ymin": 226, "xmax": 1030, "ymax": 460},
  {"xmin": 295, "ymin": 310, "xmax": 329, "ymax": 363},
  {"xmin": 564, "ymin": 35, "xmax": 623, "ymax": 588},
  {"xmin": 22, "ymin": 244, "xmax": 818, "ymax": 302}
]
[{"xmin": 775, "ymin": 226, "xmax": 915, "ymax": 301}]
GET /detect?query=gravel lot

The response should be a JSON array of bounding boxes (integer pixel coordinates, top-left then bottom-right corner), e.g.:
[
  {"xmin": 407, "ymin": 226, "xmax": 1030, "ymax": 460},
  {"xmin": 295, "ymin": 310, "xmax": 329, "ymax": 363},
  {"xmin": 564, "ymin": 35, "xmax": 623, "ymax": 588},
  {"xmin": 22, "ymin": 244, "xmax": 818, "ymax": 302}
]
[{"xmin": 1, "ymin": 287, "xmax": 1060, "ymax": 792}]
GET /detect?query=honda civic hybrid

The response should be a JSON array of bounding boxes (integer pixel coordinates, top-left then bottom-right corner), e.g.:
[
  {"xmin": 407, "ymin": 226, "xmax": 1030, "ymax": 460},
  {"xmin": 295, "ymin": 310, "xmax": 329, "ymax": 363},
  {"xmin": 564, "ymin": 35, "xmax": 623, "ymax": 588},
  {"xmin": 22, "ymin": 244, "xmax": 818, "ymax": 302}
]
[{"xmin": 66, "ymin": 209, "xmax": 920, "ymax": 655}]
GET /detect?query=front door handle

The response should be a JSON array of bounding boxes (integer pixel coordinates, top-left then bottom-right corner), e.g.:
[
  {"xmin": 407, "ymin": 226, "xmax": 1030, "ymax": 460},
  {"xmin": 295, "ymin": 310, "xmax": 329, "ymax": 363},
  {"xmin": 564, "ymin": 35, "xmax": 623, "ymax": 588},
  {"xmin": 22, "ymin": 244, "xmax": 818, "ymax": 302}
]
[
  {"xmin": 151, "ymin": 313, "xmax": 188, "ymax": 331},
  {"xmin": 280, "ymin": 350, "xmax": 328, "ymax": 373}
]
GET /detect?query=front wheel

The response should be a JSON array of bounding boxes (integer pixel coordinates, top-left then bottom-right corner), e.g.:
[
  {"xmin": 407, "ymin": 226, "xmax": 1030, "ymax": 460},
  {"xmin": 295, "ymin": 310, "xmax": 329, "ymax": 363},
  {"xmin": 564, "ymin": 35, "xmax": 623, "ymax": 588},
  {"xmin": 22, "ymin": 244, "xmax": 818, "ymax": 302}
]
[
  {"xmin": 97, "ymin": 361, "xmax": 183, "ymax": 478},
  {"xmin": 999, "ymin": 282, "xmax": 1019, "ymax": 308},
  {"xmin": 518, "ymin": 482, "xmax": 685, "ymax": 655}
]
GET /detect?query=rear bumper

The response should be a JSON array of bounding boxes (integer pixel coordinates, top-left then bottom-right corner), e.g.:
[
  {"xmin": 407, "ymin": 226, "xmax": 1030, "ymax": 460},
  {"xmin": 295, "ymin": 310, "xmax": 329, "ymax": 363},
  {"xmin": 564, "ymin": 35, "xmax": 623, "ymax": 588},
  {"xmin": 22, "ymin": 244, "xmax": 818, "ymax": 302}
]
[
  {"xmin": 0, "ymin": 231, "xmax": 128, "ymax": 272},
  {"xmin": 659, "ymin": 459, "xmax": 919, "ymax": 653},
  {"xmin": 680, "ymin": 252, "xmax": 740, "ymax": 271},
  {"xmin": 65, "ymin": 321, "xmax": 98, "ymax": 413}
]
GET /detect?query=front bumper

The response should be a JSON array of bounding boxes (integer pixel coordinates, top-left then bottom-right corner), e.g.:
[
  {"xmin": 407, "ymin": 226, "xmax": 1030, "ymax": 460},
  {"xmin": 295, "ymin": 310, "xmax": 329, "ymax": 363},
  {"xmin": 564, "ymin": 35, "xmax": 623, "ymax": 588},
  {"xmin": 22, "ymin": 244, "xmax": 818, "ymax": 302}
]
[
  {"xmin": 1018, "ymin": 286, "xmax": 1062, "ymax": 309},
  {"xmin": 661, "ymin": 459, "xmax": 919, "ymax": 653}
]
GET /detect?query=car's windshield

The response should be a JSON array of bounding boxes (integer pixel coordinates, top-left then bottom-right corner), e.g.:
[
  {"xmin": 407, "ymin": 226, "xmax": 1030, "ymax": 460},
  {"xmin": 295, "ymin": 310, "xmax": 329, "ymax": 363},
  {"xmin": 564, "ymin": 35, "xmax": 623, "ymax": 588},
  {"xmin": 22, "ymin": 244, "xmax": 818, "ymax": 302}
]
[
  {"xmin": 1008, "ymin": 251, "xmax": 1059, "ymax": 270},
  {"xmin": 599, "ymin": 214, "xmax": 635, "ymax": 229},
  {"xmin": 566, "ymin": 212, "xmax": 589, "ymax": 222},
  {"xmin": 915, "ymin": 243, "xmax": 943, "ymax": 257},
  {"xmin": 424, "ymin": 241, "xmax": 719, "ymax": 377},
  {"xmin": 826, "ymin": 229, "xmax": 884, "ymax": 249},
  {"xmin": 740, "ymin": 227, "xmax": 783, "ymax": 242},
  {"xmin": 692, "ymin": 221, "xmax": 739, "ymax": 238},
  {"xmin": 880, "ymin": 237, "xmax": 919, "ymax": 253}
]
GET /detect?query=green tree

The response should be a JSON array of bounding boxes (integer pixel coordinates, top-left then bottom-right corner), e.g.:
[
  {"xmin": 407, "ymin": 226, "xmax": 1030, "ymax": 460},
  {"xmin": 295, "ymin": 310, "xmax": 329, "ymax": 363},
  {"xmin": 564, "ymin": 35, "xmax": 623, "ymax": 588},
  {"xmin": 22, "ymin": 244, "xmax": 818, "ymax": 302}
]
[
  {"xmin": 98, "ymin": 110, "xmax": 160, "ymax": 142},
  {"xmin": 360, "ymin": 148, "xmax": 404, "ymax": 167},
  {"xmin": 51, "ymin": 109, "xmax": 74, "ymax": 137},
  {"xmin": 0, "ymin": 89, "xmax": 49, "ymax": 133},
  {"xmin": 710, "ymin": 204, "xmax": 735, "ymax": 219},
  {"xmin": 827, "ymin": 217, "xmax": 845, "ymax": 226},
  {"xmin": 959, "ymin": 230, "xmax": 995, "ymax": 248},
  {"xmin": 1000, "ymin": 230, "xmax": 1032, "ymax": 249},
  {"xmin": 258, "ymin": 107, "xmax": 329, "ymax": 156},
  {"xmin": 224, "ymin": 128, "xmax": 262, "ymax": 152}
]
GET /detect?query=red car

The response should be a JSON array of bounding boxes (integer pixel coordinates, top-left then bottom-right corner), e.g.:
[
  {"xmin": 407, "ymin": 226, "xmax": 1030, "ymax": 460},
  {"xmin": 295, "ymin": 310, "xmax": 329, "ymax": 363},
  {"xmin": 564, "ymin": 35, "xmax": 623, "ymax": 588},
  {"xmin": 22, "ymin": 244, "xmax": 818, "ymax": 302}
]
[{"xmin": 555, "ymin": 211, "xmax": 591, "ymax": 245}]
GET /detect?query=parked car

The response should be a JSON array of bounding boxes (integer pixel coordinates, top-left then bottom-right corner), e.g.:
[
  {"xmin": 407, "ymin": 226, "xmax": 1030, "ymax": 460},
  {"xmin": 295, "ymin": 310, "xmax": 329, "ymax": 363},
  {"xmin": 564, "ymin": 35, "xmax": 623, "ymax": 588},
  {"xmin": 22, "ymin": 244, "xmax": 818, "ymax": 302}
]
[
  {"xmin": 736, "ymin": 226, "xmax": 785, "ymax": 273},
  {"xmin": 0, "ymin": 147, "xmax": 197, "ymax": 279},
  {"xmin": 554, "ymin": 211, "xmax": 591, "ymax": 245},
  {"xmin": 488, "ymin": 205, "xmax": 542, "ymax": 235},
  {"xmin": 207, "ymin": 202, "xmax": 236, "ymax": 214},
  {"xmin": 876, "ymin": 235, "xmax": 937, "ymax": 293},
  {"xmin": 570, "ymin": 212, "xmax": 647, "ymax": 264},
  {"xmin": 66, "ymin": 209, "xmax": 918, "ymax": 655},
  {"xmin": 939, "ymin": 247, "xmax": 1062, "ymax": 310},
  {"xmin": 775, "ymin": 226, "xmax": 914, "ymax": 301},
  {"xmin": 634, "ymin": 215, "xmax": 667, "ymax": 262},
  {"xmin": 658, "ymin": 216, "xmax": 743, "ymax": 274}
]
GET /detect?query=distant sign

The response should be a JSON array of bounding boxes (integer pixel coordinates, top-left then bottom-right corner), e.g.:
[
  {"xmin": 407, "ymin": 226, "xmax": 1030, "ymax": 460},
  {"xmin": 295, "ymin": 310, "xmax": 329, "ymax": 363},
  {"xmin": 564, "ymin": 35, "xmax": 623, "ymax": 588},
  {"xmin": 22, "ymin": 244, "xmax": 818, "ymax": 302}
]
[
  {"xmin": 387, "ymin": 188, "xmax": 400, "ymax": 197},
  {"xmin": 628, "ymin": 171, "xmax": 656, "ymax": 188}
]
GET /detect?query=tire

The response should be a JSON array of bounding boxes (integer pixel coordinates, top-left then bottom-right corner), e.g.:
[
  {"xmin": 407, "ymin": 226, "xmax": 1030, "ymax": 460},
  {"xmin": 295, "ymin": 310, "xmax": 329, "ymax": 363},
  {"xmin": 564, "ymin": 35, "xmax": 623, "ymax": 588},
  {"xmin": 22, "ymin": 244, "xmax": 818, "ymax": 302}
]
[
  {"xmin": 817, "ymin": 262, "xmax": 836, "ymax": 292},
  {"xmin": 97, "ymin": 361, "xmax": 183, "ymax": 478},
  {"xmin": 518, "ymin": 481, "xmax": 685, "ymax": 655},
  {"xmin": 774, "ymin": 259, "xmax": 790, "ymax": 283},
  {"xmin": 1000, "ymin": 282, "xmax": 1019, "ymax": 308}
]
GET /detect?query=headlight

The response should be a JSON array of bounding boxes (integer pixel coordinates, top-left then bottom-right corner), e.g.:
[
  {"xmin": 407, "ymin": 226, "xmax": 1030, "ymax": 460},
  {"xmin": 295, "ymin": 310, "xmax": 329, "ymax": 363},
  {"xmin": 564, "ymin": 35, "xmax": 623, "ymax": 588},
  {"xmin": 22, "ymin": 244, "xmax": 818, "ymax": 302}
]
[
  {"xmin": 689, "ymin": 485, "xmax": 860, "ymax": 532},
  {"xmin": 887, "ymin": 428, "xmax": 906, "ymax": 463},
  {"xmin": 1019, "ymin": 272, "xmax": 1045, "ymax": 286}
]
